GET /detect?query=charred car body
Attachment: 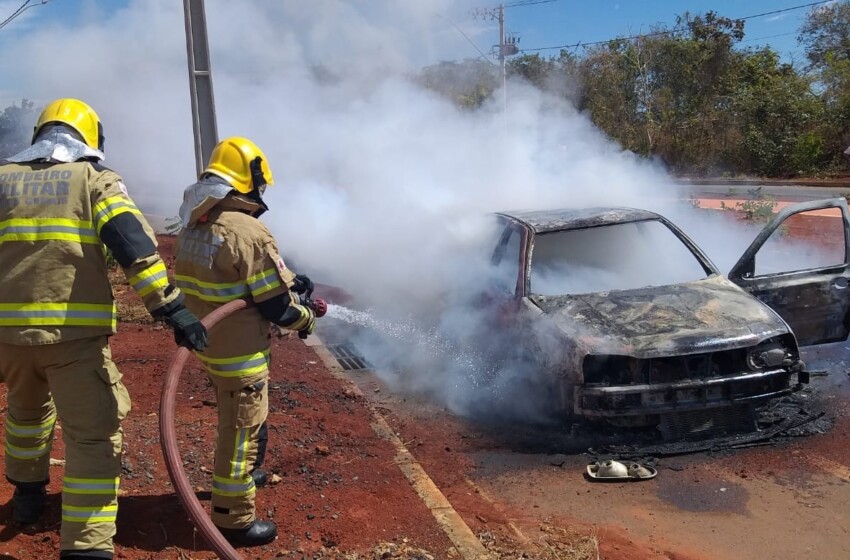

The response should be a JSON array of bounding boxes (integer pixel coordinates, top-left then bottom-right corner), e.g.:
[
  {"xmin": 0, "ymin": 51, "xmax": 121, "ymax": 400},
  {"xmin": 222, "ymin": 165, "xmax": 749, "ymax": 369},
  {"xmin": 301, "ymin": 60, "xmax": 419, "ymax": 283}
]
[{"xmin": 488, "ymin": 199, "xmax": 850, "ymax": 430}]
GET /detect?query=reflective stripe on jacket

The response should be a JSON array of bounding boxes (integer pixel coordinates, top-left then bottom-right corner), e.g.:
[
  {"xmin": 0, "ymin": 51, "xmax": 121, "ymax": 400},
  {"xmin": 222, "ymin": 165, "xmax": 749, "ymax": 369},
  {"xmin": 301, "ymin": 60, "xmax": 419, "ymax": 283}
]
[
  {"xmin": 175, "ymin": 192, "xmax": 298, "ymax": 366},
  {"xmin": 0, "ymin": 160, "xmax": 178, "ymax": 345}
]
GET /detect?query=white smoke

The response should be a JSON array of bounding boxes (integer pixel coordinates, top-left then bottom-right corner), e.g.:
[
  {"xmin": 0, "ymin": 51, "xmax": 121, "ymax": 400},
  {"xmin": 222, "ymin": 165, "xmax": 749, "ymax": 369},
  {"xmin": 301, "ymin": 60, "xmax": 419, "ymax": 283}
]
[{"xmin": 0, "ymin": 1, "xmax": 830, "ymax": 422}]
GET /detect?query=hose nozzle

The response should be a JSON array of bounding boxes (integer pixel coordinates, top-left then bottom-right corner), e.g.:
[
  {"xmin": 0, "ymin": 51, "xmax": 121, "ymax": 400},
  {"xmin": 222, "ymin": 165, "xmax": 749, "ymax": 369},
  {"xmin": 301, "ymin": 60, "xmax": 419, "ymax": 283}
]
[{"xmin": 302, "ymin": 296, "xmax": 327, "ymax": 318}]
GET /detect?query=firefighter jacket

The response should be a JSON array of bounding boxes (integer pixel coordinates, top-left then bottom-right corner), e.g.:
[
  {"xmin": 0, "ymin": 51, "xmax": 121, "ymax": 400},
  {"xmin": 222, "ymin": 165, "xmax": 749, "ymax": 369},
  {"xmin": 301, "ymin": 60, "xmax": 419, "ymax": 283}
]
[
  {"xmin": 0, "ymin": 160, "xmax": 180, "ymax": 345},
  {"xmin": 174, "ymin": 191, "xmax": 312, "ymax": 377}
]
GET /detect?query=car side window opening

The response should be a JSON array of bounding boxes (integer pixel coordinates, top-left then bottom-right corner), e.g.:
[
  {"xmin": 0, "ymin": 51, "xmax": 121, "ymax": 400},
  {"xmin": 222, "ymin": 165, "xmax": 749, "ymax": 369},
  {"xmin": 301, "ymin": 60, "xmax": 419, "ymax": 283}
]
[
  {"xmin": 753, "ymin": 207, "xmax": 847, "ymax": 277},
  {"xmin": 529, "ymin": 220, "xmax": 708, "ymax": 296},
  {"xmin": 490, "ymin": 226, "xmax": 522, "ymax": 294}
]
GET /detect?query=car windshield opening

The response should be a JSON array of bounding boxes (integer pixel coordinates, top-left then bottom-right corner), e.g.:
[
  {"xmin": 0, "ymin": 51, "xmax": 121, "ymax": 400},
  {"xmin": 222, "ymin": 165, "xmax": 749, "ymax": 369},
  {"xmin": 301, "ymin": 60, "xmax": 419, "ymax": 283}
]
[{"xmin": 529, "ymin": 219, "xmax": 709, "ymax": 296}]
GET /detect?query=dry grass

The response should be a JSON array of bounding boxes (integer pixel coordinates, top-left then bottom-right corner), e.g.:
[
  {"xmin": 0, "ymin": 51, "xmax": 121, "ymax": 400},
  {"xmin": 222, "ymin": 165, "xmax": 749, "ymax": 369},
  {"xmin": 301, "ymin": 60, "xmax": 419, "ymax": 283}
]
[{"xmin": 479, "ymin": 524, "xmax": 602, "ymax": 560}]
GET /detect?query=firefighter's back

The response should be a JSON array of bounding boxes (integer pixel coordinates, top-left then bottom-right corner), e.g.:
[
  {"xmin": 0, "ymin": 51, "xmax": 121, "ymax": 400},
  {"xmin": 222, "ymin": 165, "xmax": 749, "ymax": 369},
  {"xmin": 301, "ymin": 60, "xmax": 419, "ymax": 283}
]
[{"xmin": 0, "ymin": 160, "xmax": 115, "ymax": 346}]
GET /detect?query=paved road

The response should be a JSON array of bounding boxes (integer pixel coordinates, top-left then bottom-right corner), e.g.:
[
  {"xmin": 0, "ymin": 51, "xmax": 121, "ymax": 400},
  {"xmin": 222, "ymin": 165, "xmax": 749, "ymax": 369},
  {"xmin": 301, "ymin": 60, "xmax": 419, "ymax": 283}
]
[{"xmin": 341, "ymin": 342, "xmax": 850, "ymax": 560}]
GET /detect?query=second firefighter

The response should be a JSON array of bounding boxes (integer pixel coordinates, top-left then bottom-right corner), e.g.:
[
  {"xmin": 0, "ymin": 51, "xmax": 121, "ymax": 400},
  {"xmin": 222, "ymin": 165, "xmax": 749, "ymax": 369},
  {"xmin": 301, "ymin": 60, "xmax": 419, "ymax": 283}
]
[{"xmin": 174, "ymin": 136, "xmax": 322, "ymax": 546}]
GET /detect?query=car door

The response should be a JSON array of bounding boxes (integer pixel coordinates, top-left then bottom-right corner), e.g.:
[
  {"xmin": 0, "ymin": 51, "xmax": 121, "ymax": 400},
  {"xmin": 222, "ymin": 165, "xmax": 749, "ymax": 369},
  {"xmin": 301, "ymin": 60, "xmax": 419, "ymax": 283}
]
[
  {"xmin": 728, "ymin": 198, "xmax": 850, "ymax": 346},
  {"xmin": 487, "ymin": 219, "xmax": 527, "ymax": 317}
]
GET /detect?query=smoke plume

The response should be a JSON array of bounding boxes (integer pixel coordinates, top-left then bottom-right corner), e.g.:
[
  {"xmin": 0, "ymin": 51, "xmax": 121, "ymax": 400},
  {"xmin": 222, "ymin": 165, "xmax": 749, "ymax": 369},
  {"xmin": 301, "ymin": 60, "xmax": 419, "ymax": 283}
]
[{"xmin": 0, "ymin": 1, "xmax": 824, "ymax": 423}]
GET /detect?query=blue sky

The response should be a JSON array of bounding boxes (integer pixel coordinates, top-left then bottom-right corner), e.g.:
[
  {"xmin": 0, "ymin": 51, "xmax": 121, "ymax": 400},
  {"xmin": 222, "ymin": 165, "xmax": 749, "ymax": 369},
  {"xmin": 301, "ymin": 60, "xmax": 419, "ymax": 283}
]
[
  {"xmin": 478, "ymin": 0, "xmax": 825, "ymax": 65},
  {"xmin": 0, "ymin": 0, "xmax": 830, "ymax": 71}
]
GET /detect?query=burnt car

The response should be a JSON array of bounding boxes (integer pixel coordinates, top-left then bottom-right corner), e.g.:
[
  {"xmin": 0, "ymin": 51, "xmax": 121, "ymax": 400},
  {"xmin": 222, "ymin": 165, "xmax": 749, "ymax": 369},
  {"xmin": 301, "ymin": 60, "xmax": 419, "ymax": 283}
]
[{"xmin": 487, "ymin": 198, "xmax": 850, "ymax": 431}]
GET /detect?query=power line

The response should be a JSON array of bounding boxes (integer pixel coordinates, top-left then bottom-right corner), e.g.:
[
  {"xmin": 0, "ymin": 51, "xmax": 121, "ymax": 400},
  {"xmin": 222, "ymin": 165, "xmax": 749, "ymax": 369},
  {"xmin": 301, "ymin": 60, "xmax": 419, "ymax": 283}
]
[
  {"xmin": 504, "ymin": 0, "xmax": 560, "ymax": 8},
  {"xmin": 741, "ymin": 31, "xmax": 798, "ymax": 44},
  {"xmin": 436, "ymin": 12, "xmax": 496, "ymax": 64},
  {"xmin": 518, "ymin": 0, "xmax": 833, "ymax": 54},
  {"xmin": 737, "ymin": 0, "xmax": 832, "ymax": 21},
  {"xmin": 0, "ymin": 0, "xmax": 32, "ymax": 30},
  {"xmin": 0, "ymin": 0, "xmax": 51, "ymax": 31}
]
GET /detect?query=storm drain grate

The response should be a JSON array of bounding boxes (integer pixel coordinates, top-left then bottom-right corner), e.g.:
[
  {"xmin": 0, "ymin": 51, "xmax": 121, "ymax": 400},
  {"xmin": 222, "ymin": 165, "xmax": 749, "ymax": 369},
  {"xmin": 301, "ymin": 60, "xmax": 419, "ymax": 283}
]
[
  {"xmin": 327, "ymin": 344, "xmax": 369, "ymax": 371},
  {"xmin": 660, "ymin": 404, "xmax": 757, "ymax": 442}
]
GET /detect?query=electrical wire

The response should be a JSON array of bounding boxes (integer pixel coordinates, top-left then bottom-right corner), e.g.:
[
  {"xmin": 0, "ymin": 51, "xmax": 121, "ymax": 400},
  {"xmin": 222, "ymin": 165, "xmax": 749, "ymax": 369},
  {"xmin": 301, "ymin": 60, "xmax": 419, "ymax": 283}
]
[
  {"xmin": 504, "ymin": 0, "xmax": 561, "ymax": 8},
  {"xmin": 737, "ymin": 0, "xmax": 832, "ymax": 21},
  {"xmin": 0, "ymin": 0, "xmax": 32, "ymax": 30},
  {"xmin": 437, "ymin": 12, "xmax": 496, "ymax": 64},
  {"xmin": 518, "ymin": 0, "xmax": 833, "ymax": 53},
  {"xmin": 741, "ymin": 31, "xmax": 798, "ymax": 44},
  {"xmin": 0, "ymin": 0, "xmax": 50, "ymax": 31}
]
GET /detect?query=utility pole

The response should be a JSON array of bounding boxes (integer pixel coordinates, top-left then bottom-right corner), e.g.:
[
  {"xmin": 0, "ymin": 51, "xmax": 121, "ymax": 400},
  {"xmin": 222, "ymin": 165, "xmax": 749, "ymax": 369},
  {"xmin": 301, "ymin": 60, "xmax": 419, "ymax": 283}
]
[
  {"xmin": 473, "ymin": 4, "xmax": 519, "ymax": 121},
  {"xmin": 498, "ymin": 3, "xmax": 506, "ymax": 112},
  {"xmin": 183, "ymin": 0, "xmax": 218, "ymax": 178}
]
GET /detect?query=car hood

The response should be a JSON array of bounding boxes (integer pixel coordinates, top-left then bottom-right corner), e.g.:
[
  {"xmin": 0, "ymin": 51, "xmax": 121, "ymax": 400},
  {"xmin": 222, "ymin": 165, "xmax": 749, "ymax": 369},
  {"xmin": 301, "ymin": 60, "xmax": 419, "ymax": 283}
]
[{"xmin": 528, "ymin": 275, "xmax": 790, "ymax": 358}]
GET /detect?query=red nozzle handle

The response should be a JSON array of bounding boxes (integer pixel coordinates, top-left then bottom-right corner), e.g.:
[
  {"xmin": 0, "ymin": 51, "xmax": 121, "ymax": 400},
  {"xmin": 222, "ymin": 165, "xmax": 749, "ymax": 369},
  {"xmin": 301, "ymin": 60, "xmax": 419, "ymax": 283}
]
[{"xmin": 312, "ymin": 298, "xmax": 327, "ymax": 318}]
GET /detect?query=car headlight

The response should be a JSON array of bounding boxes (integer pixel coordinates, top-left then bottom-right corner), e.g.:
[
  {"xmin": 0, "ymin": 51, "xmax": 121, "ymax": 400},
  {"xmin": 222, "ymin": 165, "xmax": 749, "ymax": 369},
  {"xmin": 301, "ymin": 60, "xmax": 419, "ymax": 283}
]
[{"xmin": 747, "ymin": 338, "xmax": 793, "ymax": 370}]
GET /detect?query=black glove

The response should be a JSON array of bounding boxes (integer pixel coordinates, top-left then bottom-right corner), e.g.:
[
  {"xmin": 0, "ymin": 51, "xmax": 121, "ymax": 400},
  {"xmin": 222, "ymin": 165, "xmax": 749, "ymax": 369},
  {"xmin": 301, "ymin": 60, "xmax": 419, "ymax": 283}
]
[
  {"xmin": 250, "ymin": 156, "xmax": 268, "ymax": 191},
  {"xmin": 297, "ymin": 312, "xmax": 316, "ymax": 340},
  {"xmin": 292, "ymin": 274, "xmax": 314, "ymax": 296},
  {"xmin": 163, "ymin": 305, "xmax": 208, "ymax": 352}
]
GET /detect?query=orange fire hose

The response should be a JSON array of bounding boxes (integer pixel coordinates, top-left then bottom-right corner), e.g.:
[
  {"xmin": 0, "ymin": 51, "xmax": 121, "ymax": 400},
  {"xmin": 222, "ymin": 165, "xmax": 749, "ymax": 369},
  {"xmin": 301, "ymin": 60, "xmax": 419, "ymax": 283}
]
[{"xmin": 159, "ymin": 299, "xmax": 247, "ymax": 560}]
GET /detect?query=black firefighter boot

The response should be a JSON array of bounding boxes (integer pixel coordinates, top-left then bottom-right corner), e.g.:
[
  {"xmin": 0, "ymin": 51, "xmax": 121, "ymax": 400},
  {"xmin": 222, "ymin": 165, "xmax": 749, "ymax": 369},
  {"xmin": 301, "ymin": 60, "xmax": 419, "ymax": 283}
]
[
  {"xmin": 250, "ymin": 469, "xmax": 267, "ymax": 488},
  {"xmin": 59, "ymin": 550, "xmax": 113, "ymax": 560},
  {"xmin": 218, "ymin": 520, "xmax": 278, "ymax": 547},
  {"xmin": 250, "ymin": 422, "xmax": 269, "ymax": 488},
  {"xmin": 11, "ymin": 480, "xmax": 47, "ymax": 524},
  {"xmin": 59, "ymin": 550, "xmax": 113, "ymax": 559}
]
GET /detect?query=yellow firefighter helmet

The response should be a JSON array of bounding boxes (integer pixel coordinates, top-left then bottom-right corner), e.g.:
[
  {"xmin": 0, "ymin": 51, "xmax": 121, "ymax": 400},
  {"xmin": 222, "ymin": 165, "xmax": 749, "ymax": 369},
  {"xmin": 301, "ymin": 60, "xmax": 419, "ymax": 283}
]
[
  {"xmin": 33, "ymin": 98, "xmax": 104, "ymax": 151},
  {"xmin": 204, "ymin": 136, "xmax": 274, "ymax": 194}
]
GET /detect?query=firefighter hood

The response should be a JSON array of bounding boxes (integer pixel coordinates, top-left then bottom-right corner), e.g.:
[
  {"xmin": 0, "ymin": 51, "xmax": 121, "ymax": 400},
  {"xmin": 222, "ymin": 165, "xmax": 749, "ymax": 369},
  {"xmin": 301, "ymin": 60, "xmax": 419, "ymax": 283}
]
[
  {"xmin": 6, "ymin": 125, "xmax": 104, "ymax": 164},
  {"xmin": 179, "ymin": 175, "xmax": 266, "ymax": 228}
]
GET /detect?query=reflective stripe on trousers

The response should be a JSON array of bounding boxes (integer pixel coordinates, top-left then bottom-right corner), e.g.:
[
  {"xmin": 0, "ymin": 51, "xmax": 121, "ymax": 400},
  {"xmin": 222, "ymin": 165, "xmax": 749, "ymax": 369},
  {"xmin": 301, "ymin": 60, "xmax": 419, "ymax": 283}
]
[
  {"xmin": 0, "ymin": 337, "xmax": 130, "ymax": 554},
  {"xmin": 4, "ymin": 409, "xmax": 56, "ymax": 461},
  {"xmin": 196, "ymin": 350, "xmax": 270, "ymax": 378},
  {"xmin": 208, "ymin": 370, "xmax": 269, "ymax": 529}
]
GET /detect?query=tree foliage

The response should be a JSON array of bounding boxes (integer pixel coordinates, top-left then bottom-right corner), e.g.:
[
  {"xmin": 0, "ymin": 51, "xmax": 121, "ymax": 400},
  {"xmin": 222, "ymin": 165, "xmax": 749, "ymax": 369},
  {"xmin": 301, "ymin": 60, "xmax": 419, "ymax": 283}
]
[
  {"xmin": 798, "ymin": 1, "xmax": 850, "ymax": 170},
  {"xmin": 418, "ymin": 3, "xmax": 850, "ymax": 177},
  {"xmin": 0, "ymin": 99, "xmax": 36, "ymax": 159},
  {"xmin": 4, "ymin": 4, "xmax": 849, "ymax": 178}
]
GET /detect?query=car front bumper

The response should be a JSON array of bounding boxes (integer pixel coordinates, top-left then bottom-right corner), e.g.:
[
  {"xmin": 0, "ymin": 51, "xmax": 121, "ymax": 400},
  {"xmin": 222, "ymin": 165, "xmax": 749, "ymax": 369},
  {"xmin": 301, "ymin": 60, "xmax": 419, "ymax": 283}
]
[{"xmin": 575, "ymin": 368, "xmax": 802, "ymax": 417}]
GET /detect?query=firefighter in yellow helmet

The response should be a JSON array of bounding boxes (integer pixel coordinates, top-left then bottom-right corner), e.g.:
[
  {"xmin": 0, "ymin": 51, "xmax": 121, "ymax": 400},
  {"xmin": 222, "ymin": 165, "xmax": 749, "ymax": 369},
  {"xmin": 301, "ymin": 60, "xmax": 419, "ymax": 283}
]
[
  {"xmin": 0, "ymin": 99, "xmax": 208, "ymax": 559},
  {"xmin": 175, "ymin": 136, "xmax": 324, "ymax": 546}
]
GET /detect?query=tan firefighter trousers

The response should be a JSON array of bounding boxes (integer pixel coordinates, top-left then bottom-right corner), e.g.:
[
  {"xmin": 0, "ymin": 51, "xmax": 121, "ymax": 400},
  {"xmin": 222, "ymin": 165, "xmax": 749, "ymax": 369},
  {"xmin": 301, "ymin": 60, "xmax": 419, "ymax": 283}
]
[
  {"xmin": 0, "ymin": 336, "xmax": 130, "ymax": 553},
  {"xmin": 207, "ymin": 369, "xmax": 268, "ymax": 529}
]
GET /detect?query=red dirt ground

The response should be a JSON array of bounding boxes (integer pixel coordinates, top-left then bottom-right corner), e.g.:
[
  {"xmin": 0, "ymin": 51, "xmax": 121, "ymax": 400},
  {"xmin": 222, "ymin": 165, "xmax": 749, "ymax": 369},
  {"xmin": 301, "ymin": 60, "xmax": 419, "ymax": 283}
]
[
  {"xmin": 0, "ymin": 236, "xmax": 457, "ymax": 559},
  {"xmin": 2, "ymin": 219, "xmax": 833, "ymax": 559}
]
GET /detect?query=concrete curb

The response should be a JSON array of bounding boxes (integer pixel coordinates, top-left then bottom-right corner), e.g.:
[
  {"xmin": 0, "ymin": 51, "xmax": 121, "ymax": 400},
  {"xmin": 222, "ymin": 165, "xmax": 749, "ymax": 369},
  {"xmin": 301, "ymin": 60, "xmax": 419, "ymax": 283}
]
[
  {"xmin": 675, "ymin": 178, "xmax": 850, "ymax": 188},
  {"xmin": 304, "ymin": 336, "xmax": 491, "ymax": 560}
]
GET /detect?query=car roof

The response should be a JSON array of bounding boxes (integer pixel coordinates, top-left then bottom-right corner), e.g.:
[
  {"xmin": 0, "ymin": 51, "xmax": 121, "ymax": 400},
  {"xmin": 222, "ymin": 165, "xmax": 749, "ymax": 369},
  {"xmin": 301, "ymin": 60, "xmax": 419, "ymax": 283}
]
[{"xmin": 496, "ymin": 207, "xmax": 664, "ymax": 234}]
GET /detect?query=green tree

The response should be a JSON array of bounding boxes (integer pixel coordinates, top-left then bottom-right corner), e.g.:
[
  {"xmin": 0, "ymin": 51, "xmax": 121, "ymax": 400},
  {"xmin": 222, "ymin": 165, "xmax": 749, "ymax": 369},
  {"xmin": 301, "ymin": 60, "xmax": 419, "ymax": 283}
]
[
  {"xmin": 0, "ymin": 99, "xmax": 36, "ymax": 158},
  {"xmin": 798, "ymin": 0, "xmax": 850, "ymax": 169},
  {"xmin": 507, "ymin": 53, "xmax": 555, "ymax": 89},
  {"xmin": 417, "ymin": 59, "xmax": 499, "ymax": 109},
  {"xmin": 415, "ymin": 6, "xmax": 849, "ymax": 178},
  {"xmin": 578, "ymin": 39, "xmax": 644, "ymax": 154},
  {"xmin": 725, "ymin": 48, "xmax": 823, "ymax": 176},
  {"xmin": 507, "ymin": 51, "xmax": 581, "ymax": 104}
]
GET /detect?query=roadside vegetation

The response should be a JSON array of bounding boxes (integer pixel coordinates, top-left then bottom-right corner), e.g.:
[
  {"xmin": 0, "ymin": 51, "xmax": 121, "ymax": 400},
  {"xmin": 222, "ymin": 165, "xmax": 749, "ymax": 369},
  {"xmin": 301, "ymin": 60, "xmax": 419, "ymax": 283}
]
[
  {"xmin": 2, "ymin": 3, "xmax": 849, "ymax": 179},
  {"xmin": 421, "ymin": 3, "xmax": 850, "ymax": 179}
]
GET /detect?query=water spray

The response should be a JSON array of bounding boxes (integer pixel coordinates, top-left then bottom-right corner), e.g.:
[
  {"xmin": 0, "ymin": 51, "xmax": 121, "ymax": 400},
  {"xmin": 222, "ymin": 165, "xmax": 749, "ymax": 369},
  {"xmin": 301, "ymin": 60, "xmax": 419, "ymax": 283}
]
[{"xmin": 324, "ymin": 303, "xmax": 511, "ymax": 395}]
